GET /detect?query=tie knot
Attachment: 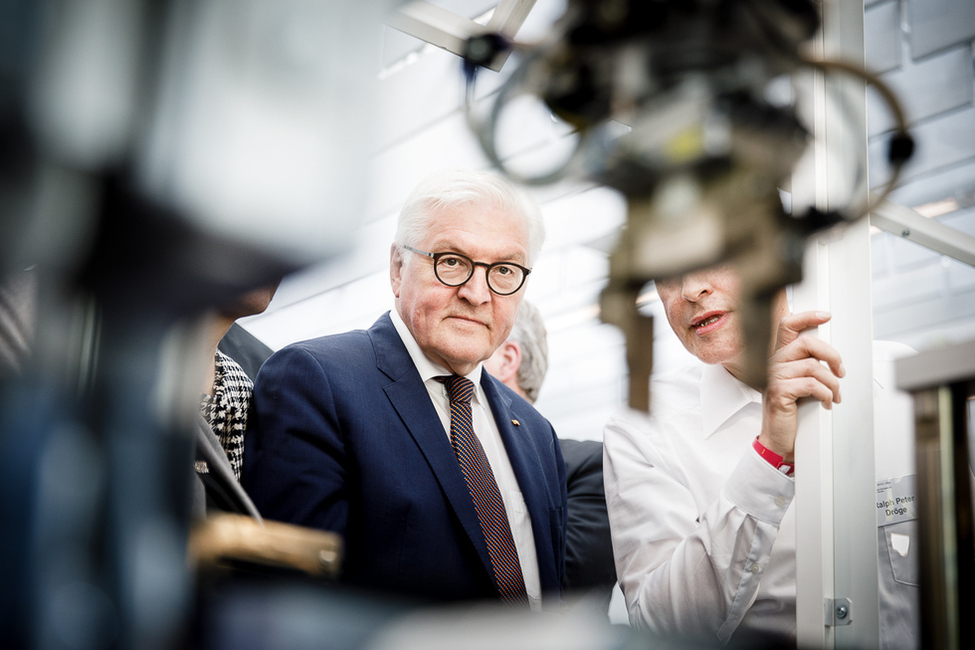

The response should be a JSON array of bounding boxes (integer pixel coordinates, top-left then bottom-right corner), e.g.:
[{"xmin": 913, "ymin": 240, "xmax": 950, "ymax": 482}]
[{"xmin": 436, "ymin": 375, "xmax": 475, "ymax": 405}]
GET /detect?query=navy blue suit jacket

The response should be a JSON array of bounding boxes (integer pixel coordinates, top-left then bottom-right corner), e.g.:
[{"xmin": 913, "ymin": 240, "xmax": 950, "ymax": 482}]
[{"xmin": 242, "ymin": 313, "xmax": 567, "ymax": 605}]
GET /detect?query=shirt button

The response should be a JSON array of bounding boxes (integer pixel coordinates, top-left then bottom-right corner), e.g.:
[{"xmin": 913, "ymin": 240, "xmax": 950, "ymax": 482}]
[
  {"xmin": 750, "ymin": 563, "xmax": 761, "ymax": 573},
  {"xmin": 775, "ymin": 495, "xmax": 787, "ymax": 507}
]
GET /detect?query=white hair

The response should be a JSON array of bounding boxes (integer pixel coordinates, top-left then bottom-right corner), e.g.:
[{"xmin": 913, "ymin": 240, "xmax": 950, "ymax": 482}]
[
  {"xmin": 507, "ymin": 300, "xmax": 548, "ymax": 403},
  {"xmin": 394, "ymin": 168, "xmax": 545, "ymax": 265}
]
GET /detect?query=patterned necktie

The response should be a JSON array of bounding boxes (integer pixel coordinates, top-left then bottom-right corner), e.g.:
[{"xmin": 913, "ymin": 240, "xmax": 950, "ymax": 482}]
[{"xmin": 436, "ymin": 375, "xmax": 528, "ymax": 605}]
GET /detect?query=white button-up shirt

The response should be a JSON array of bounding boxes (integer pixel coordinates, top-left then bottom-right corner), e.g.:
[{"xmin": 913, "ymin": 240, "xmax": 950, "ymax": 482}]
[
  {"xmin": 390, "ymin": 310, "xmax": 541, "ymax": 609},
  {"xmin": 604, "ymin": 361, "xmax": 796, "ymax": 643}
]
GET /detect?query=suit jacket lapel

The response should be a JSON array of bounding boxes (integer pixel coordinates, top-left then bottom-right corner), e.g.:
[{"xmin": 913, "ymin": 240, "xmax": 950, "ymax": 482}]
[{"xmin": 369, "ymin": 314, "xmax": 497, "ymax": 584}]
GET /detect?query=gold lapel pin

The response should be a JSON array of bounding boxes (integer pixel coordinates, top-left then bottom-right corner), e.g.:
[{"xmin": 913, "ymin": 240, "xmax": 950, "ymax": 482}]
[{"xmin": 511, "ymin": 419, "xmax": 520, "ymax": 426}]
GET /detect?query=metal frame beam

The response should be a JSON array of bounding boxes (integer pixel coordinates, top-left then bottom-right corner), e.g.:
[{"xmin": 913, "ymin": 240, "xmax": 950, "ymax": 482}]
[
  {"xmin": 871, "ymin": 200, "xmax": 975, "ymax": 268},
  {"xmin": 384, "ymin": 0, "xmax": 536, "ymax": 71}
]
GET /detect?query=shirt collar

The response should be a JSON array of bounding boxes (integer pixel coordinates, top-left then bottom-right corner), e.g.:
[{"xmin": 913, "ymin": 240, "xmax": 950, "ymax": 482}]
[
  {"xmin": 700, "ymin": 362, "xmax": 761, "ymax": 438},
  {"xmin": 389, "ymin": 309, "xmax": 484, "ymax": 394}
]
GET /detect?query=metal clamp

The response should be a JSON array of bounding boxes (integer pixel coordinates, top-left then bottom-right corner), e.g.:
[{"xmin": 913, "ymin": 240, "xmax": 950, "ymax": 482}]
[{"xmin": 825, "ymin": 597, "xmax": 853, "ymax": 627}]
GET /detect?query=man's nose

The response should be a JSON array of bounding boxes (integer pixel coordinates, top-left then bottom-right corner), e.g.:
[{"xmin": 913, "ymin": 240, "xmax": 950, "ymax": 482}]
[{"xmin": 457, "ymin": 265, "xmax": 492, "ymax": 304}]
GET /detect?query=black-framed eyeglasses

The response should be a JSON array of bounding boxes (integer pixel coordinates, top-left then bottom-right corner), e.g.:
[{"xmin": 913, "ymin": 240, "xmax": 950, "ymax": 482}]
[{"xmin": 401, "ymin": 245, "xmax": 531, "ymax": 296}]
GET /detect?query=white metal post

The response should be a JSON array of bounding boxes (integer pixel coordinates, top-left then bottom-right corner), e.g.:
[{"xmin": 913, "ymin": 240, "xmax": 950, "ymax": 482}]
[
  {"xmin": 793, "ymin": 238, "xmax": 837, "ymax": 648},
  {"xmin": 792, "ymin": 1, "xmax": 880, "ymax": 648}
]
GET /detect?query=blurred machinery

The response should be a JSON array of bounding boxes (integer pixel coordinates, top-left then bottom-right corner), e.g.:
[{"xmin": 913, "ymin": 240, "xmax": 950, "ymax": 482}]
[
  {"xmin": 453, "ymin": 0, "xmax": 915, "ymax": 409},
  {"xmin": 1, "ymin": 0, "xmax": 389, "ymax": 648}
]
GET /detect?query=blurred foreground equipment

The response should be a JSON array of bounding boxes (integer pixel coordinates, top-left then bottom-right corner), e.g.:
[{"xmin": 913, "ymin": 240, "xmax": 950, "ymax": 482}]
[
  {"xmin": 1, "ymin": 0, "xmax": 389, "ymax": 648},
  {"xmin": 897, "ymin": 343, "xmax": 975, "ymax": 650},
  {"xmin": 455, "ymin": 0, "xmax": 914, "ymax": 409},
  {"xmin": 190, "ymin": 514, "xmax": 342, "ymax": 580}
]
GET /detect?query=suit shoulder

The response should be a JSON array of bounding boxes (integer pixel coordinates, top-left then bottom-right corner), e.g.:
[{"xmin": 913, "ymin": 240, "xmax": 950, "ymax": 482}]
[
  {"xmin": 559, "ymin": 439, "xmax": 602, "ymax": 465},
  {"xmin": 259, "ymin": 329, "xmax": 375, "ymax": 382},
  {"xmin": 559, "ymin": 439, "xmax": 603, "ymax": 479},
  {"xmin": 280, "ymin": 329, "xmax": 373, "ymax": 359}
]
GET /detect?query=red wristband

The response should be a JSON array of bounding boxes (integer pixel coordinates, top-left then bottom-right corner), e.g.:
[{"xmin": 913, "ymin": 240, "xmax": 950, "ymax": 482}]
[{"xmin": 753, "ymin": 438, "xmax": 795, "ymax": 476}]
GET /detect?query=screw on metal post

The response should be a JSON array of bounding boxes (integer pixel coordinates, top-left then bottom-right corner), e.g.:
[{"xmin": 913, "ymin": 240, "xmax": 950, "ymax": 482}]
[{"xmin": 825, "ymin": 597, "xmax": 853, "ymax": 626}]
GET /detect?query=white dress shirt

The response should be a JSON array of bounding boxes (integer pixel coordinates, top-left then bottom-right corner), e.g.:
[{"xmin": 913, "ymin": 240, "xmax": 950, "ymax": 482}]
[
  {"xmin": 603, "ymin": 341, "xmax": 918, "ymax": 646},
  {"xmin": 605, "ymin": 361, "xmax": 796, "ymax": 643},
  {"xmin": 390, "ymin": 310, "xmax": 542, "ymax": 609}
]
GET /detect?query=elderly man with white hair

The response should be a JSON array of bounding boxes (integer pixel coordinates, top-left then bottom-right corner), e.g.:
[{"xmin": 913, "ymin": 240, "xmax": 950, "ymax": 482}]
[{"xmin": 244, "ymin": 168, "xmax": 567, "ymax": 610}]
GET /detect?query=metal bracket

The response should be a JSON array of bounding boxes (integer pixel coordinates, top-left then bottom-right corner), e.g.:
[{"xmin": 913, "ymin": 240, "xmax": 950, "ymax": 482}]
[{"xmin": 825, "ymin": 597, "xmax": 853, "ymax": 627}]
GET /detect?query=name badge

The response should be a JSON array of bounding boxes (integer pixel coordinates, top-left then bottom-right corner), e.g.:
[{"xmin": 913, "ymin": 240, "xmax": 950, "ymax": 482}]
[{"xmin": 876, "ymin": 474, "xmax": 917, "ymax": 527}]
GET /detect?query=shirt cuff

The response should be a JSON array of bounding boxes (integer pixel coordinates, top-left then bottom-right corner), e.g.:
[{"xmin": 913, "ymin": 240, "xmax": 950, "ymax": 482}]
[{"xmin": 724, "ymin": 448, "xmax": 795, "ymax": 526}]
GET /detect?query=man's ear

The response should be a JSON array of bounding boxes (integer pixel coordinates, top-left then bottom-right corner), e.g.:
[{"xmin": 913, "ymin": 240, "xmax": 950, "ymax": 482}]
[
  {"xmin": 390, "ymin": 244, "xmax": 403, "ymax": 297},
  {"xmin": 496, "ymin": 341, "xmax": 522, "ymax": 382}
]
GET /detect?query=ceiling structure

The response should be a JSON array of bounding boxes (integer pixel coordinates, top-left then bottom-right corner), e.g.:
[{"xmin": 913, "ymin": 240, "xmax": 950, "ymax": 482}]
[{"xmin": 241, "ymin": 0, "xmax": 975, "ymax": 441}]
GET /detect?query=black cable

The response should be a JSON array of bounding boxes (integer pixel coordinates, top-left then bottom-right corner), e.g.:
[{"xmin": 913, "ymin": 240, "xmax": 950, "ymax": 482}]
[
  {"xmin": 801, "ymin": 56, "xmax": 915, "ymax": 220},
  {"xmin": 464, "ymin": 41, "xmax": 584, "ymax": 186}
]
